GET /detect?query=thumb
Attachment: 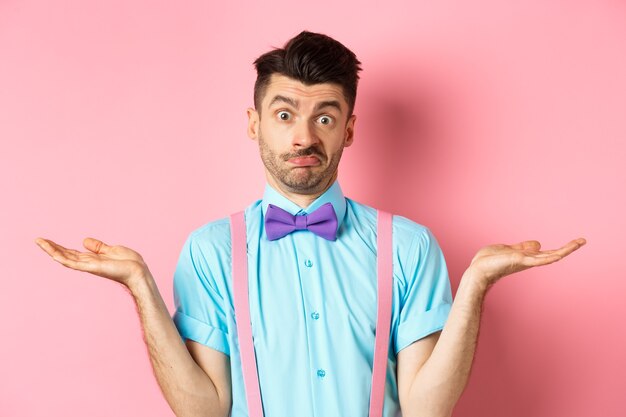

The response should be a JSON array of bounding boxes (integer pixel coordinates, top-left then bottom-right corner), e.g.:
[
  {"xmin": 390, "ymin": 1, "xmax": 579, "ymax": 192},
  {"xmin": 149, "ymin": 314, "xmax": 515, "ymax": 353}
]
[{"xmin": 83, "ymin": 237, "xmax": 111, "ymax": 254}]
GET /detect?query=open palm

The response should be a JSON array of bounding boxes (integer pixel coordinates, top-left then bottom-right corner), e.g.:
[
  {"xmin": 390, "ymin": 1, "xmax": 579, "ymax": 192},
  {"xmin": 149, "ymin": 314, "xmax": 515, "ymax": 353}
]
[
  {"xmin": 469, "ymin": 238, "xmax": 586, "ymax": 286},
  {"xmin": 35, "ymin": 237, "xmax": 148, "ymax": 286}
]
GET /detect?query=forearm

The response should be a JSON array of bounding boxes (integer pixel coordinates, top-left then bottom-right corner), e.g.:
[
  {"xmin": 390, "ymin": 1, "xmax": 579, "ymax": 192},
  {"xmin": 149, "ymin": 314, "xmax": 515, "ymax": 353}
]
[
  {"xmin": 127, "ymin": 273, "xmax": 228, "ymax": 417},
  {"xmin": 403, "ymin": 269, "xmax": 488, "ymax": 417}
]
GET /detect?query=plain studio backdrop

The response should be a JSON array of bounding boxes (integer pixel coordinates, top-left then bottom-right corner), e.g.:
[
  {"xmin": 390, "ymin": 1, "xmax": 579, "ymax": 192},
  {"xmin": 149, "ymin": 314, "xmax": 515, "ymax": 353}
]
[{"xmin": 1, "ymin": 1, "xmax": 624, "ymax": 416}]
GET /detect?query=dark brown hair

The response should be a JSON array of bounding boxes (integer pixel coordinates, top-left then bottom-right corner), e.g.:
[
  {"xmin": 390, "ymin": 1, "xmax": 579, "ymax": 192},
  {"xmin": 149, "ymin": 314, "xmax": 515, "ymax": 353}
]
[{"xmin": 253, "ymin": 31, "xmax": 362, "ymax": 116}]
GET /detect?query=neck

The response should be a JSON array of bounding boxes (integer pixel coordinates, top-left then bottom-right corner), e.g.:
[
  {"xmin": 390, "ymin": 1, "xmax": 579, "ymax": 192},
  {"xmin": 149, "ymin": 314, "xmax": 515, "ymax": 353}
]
[{"xmin": 266, "ymin": 172, "xmax": 337, "ymax": 209}]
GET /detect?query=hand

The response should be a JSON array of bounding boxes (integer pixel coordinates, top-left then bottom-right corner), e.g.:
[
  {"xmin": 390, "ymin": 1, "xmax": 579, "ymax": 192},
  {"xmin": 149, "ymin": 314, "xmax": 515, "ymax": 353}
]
[
  {"xmin": 468, "ymin": 238, "xmax": 586, "ymax": 289},
  {"xmin": 35, "ymin": 237, "xmax": 149, "ymax": 287}
]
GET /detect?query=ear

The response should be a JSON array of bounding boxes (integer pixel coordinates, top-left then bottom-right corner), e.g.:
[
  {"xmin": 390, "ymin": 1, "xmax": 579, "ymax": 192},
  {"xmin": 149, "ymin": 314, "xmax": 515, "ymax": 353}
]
[
  {"xmin": 247, "ymin": 107, "xmax": 259, "ymax": 141},
  {"xmin": 344, "ymin": 114, "xmax": 356, "ymax": 147}
]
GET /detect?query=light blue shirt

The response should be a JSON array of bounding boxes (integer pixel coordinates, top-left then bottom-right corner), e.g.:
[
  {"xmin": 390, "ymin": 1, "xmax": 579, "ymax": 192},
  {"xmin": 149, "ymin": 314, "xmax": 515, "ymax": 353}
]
[{"xmin": 173, "ymin": 181, "xmax": 452, "ymax": 417}]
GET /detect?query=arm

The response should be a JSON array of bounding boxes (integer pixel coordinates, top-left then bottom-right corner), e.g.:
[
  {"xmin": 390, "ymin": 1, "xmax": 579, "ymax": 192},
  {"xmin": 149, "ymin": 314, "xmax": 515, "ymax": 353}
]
[
  {"xmin": 35, "ymin": 237, "xmax": 231, "ymax": 417},
  {"xmin": 397, "ymin": 238, "xmax": 586, "ymax": 417}
]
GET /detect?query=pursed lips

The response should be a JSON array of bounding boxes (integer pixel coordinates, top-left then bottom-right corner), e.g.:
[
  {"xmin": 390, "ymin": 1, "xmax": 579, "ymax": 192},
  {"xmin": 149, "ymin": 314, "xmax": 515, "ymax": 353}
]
[{"xmin": 287, "ymin": 156, "xmax": 321, "ymax": 167}]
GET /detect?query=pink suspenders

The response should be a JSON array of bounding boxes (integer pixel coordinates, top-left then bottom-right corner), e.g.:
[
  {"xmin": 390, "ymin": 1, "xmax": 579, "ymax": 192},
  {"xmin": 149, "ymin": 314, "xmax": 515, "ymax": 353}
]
[
  {"xmin": 370, "ymin": 210, "xmax": 393, "ymax": 417},
  {"xmin": 230, "ymin": 210, "xmax": 393, "ymax": 417},
  {"xmin": 231, "ymin": 210, "xmax": 264, "ymax": 417}
]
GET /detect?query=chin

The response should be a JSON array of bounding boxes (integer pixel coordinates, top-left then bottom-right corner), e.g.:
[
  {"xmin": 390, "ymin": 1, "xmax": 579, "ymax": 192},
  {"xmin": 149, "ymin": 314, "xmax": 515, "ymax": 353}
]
[{"xmin": 283, "ymin": 176, "xmax": 332, "ymax": 194}]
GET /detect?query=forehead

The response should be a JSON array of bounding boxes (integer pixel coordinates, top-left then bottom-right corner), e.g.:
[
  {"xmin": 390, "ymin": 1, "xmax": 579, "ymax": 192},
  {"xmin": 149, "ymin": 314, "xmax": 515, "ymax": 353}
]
[{"xmin": 262, "ymin": 74, "xmax": 347, "ymax": 111}]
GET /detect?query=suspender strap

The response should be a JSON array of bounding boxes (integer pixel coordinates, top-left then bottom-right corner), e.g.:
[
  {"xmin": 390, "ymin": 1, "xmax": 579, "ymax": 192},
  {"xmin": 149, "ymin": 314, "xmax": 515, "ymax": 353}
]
[
  {"xmin": 230, "ymin": 210, "xmax": 393, "ymax": 417},
  {"xmin": 230, "ymin": 211, "xmax": 264, "ymax": 417},
  {"xmin": 369, "ymin": 210, "xmax": 393, "ymax": 417}
]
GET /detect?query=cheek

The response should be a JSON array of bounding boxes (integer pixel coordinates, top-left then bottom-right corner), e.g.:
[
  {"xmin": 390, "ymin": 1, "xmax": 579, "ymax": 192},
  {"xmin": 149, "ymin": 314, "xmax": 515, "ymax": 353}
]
[
  {"xmin": 258, "ymin": 125, "xmax": 288, "ymax": 154},
  {"xmin": 324, "ymin": 130, "xmax": 348, "ymax": 150},
  {"xmin": 260, "ymin": 119, "xmax": 291, "ymax": 140}
]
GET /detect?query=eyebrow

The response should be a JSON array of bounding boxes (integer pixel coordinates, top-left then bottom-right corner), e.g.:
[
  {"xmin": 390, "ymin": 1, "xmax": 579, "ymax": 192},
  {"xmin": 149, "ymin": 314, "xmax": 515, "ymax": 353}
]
[
  {"xmin": 268, "ymin": 95, "xmax": 299, "ymax": 109},
  {"xmin": 267, "ymin": 95, "xmax": 343, "ymax": 113},
  {"xmin": 314, "ymin": 100, "xmax": 342, "ymax": 113}
]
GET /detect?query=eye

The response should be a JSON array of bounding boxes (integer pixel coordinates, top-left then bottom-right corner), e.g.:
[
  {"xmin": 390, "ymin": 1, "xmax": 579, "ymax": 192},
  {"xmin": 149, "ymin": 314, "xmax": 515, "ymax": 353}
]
[
  {"xmin": 277, "ymin": 111, "xmax": 291, "ymax": 121},
  {"xmin": 317, "ymin": 115, "xmax": 333, "ymax": 125}
]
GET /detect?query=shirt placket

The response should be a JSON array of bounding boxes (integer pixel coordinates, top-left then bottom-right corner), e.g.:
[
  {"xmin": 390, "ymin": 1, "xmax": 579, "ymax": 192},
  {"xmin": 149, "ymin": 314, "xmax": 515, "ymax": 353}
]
[{"xmin": 295, "ymin": 226, "xmax": 327, "ymax": 417}]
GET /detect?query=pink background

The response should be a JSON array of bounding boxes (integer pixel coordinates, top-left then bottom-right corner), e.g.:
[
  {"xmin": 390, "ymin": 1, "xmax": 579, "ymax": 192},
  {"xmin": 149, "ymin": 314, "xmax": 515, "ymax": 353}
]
[{"xmin": 1, "ymin": 1, "xmax": 624, "ymax": 416}]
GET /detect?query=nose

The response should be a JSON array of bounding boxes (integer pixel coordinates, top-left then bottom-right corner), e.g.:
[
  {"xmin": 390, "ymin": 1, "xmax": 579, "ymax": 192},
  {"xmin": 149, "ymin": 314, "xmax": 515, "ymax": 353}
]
[{"xmin": 291, "ymin": 119, "xmax": 319, "ymax": 149}]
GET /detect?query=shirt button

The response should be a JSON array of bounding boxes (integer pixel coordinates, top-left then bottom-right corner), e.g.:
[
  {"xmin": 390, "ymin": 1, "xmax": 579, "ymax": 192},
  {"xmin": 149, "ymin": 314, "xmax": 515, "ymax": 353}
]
[
  {"xmin": 304, "ymin": 259, "xmax": 313, "ymax": 268},
  {"xmin": 317, "ymin": 369, "xmax": 326, "ymax": 378},
  {"xmin": 311, "ymin": 311, "xmax": 320, "ymax": 320}
]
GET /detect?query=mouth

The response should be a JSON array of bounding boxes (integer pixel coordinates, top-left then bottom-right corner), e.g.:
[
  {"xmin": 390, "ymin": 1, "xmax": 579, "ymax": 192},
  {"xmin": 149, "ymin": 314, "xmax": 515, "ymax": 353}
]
[{"xmin": 287, "ymin": 156, "xmax": 321, "ymax": 167}]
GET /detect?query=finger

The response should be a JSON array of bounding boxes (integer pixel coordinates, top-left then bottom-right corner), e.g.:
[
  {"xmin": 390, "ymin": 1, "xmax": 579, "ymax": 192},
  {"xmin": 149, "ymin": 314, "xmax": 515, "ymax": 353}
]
[
  {"xmin": 83, "ymin": 237, "xmax": 111, "ymax": 254},
  {"xmin": 35, "ymin": 238, "xmax": 94, "ymax": 271},
  {"xmin": 522, "ymin": 237, "xmax": 586, "ymax": 257},
  {"xmin": 62, "ymin": 248, "xmax": 82, "ymax": 261},
  {"xmin": 523, "ymin": 254, "xmax": 562, "ymax": 267},
  {"xmin": 533, "ymin": 249, "xmax": 558, "ymax": 255},
  {"xmin": 35, "ymin": 237, "xmax": 51, "ymax": 253},
  {"xmin": 523, "ymin": 238, "xmax": 586, "ymax": 266},
  {"xmin": 511, "ymin": 240, "xmax": 541, "ymax": 252},
  {"xmin": 52, "ymin": 244, "xmax": 84, "ymax": 260},
  {"xmin": 49, "ymin": 252, "xmax": 93, "ymax": 271},
  {"xmin": 35, "ymin": 238, "xmax": 73, "ymax": 259},
  {"xmin": 550, "ymin": 238, "xmax": 586, "ymax": 258},
  {"xmin": 524, "ymin": 240, "xmax": 542, "ymax": 251},
  {"xmin": 533, "ymin": 251, "xmax": 561, "ymax": 258}
]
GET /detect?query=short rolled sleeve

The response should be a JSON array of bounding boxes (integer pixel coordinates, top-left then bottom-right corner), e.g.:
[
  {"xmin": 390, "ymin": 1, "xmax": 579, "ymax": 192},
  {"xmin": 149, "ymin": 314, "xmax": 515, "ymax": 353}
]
[
  {"xmin": 172, "ymin": 231, "xmax": 231, "ymax": 356},
  {"xmin": 394, "ymin": 225, "xmax": 452, "ymax": 353}
]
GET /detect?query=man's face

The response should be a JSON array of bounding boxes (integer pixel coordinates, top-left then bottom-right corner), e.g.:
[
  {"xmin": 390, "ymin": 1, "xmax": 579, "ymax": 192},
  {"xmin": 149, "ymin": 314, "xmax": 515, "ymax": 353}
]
[{"xmin": 247, "ymin": 74, "xmax": 356, "ymax": 196}]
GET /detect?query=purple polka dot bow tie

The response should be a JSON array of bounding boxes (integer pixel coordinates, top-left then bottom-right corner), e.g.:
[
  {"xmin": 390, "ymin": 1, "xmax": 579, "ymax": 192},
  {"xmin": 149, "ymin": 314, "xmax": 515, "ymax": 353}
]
[{"xmin": 264, "ymin": 202, "xmax": 338, "ymax": 241}]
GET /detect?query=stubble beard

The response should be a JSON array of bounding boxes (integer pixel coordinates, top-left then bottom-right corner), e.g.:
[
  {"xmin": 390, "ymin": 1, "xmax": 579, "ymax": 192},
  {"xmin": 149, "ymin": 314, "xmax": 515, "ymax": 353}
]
[{"xmin": 258, "ymin": 131, "xmax": 344, "ymax": 195}]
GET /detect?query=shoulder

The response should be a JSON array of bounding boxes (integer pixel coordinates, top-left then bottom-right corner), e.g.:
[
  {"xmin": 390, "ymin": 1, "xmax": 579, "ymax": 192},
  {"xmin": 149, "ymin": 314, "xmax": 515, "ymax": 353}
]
[
  {"xmin": 392, "ymin": 214, "xmax": 439, "ymax": 263},
  {"xmin": 345, "ymin": 197, "xmax": 433, "ymax": 243},
  {"xmin": 175, "ymin": 202, "xmax": 261, "ymax": 287},
  {"xmin": 345, "ymin": 198, "xmax": 443, "ymax": 280},
  {"xmin": 392, "ymin": 215, "xmax": 442, "ymax": 276},
  {"xmin": 175, "ymin": 217, "xmax": 232, "ymax": 286},
  {"xmin": 185, "ymin": 199, "xmax": 262, "ymax": 251},
  {"xmin": 178, "ymin": 217, "xmax": 232, "ymax": 268},
  {"xmin": 188, "ymin": 216, "xmax": 231, "ymax": 246}
]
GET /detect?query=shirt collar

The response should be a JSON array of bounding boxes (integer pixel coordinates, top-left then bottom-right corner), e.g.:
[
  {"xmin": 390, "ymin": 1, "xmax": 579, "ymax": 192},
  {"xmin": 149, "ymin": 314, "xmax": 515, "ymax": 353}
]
[{"xmin": 261, "ymin": 180, "xmax": 347, "ymax": 229}]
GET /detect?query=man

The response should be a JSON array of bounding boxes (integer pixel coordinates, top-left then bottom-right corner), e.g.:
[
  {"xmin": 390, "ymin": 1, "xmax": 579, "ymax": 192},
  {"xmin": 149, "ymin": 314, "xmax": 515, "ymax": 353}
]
[{"xmin": 36, "ymin": 31, "xmax": 585, "ymax": 417}]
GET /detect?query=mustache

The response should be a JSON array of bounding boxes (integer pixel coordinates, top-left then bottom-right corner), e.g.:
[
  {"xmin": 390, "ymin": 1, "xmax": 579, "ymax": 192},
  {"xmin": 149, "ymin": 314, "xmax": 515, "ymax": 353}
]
[{"xmin": 282, "ymin": 147, "xmax": 326, "ymax": 161}]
